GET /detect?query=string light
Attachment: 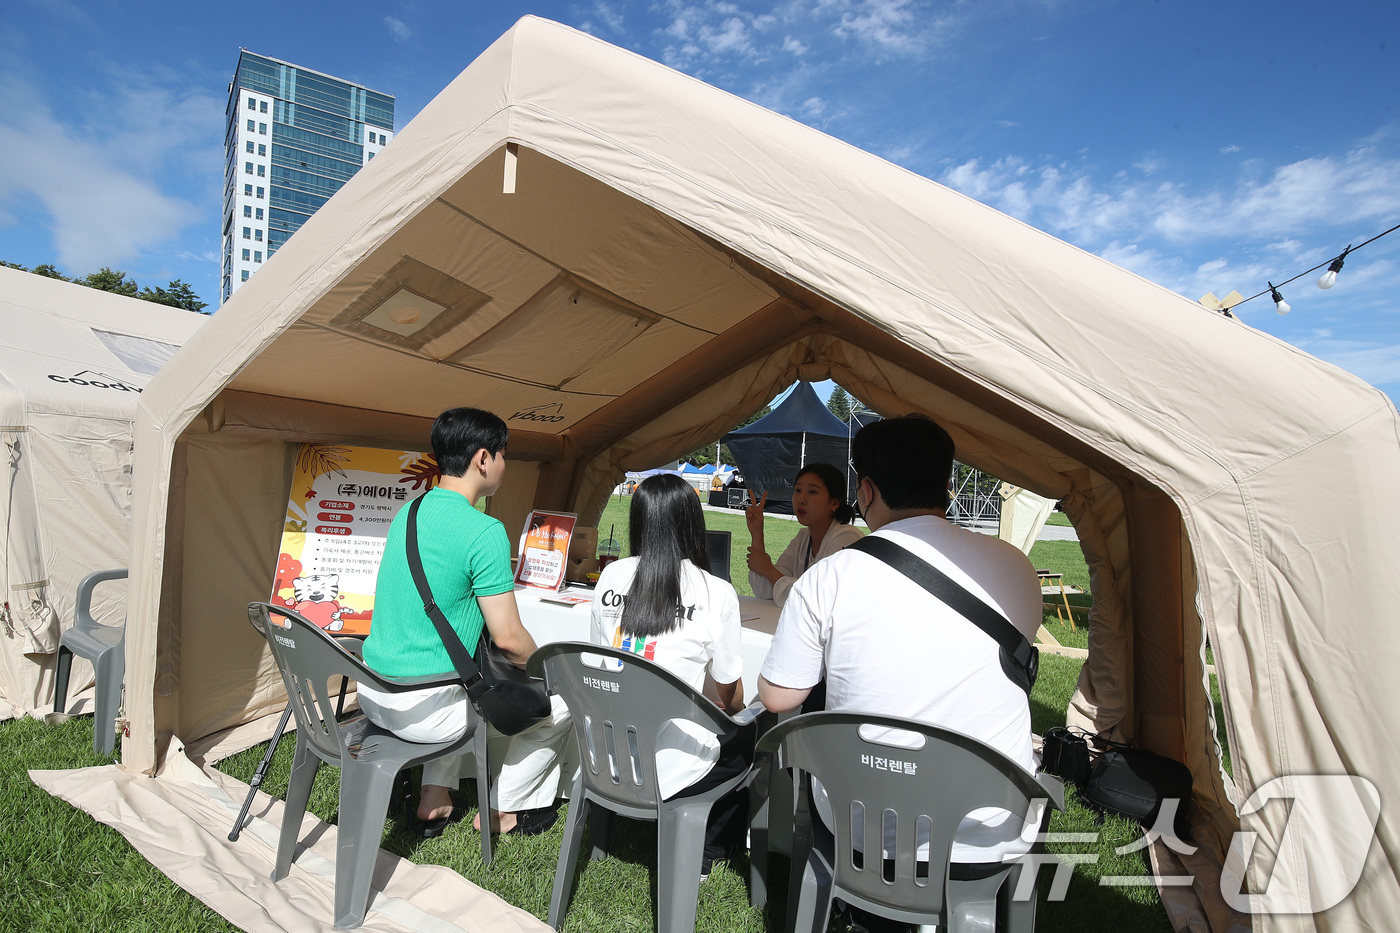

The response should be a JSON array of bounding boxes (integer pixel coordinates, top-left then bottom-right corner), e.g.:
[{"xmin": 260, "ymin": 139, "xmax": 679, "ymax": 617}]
[
  {"xmin": 1215, "ymin": 222, "xmax": 1400, "ymax": 316},
  {"xmin": 1318, "ymin": 245, "xmax": 1350, "ymax": 289}
]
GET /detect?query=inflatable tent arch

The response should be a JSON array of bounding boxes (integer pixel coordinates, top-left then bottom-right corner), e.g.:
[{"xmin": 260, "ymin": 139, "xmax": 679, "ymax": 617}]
[{"xmin": 118, "ymin": 17, "xmax": 1400, "ymax": 930}]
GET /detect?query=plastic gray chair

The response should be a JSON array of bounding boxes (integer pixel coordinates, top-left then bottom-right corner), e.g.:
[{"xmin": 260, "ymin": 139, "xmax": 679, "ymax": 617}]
[
  {"xmin": 527, "ymin": 642, "xmax": 753, "ymax": 933},
  {"xmin": 248, "ymin": 602, "xmax": 491, "ymax": 931},
  {"xmin": 757, "ymin": 712, "xmax": 1064, "ymax": 933},
  {"xmin": 53, "ymin": 568, "xmax": 129, "ymax": 755}
]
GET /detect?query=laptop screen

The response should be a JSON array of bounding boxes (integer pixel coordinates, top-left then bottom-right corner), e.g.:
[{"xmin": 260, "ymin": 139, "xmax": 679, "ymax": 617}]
[{"xmin": 705, "ymin": 530, "xmax": 732, "ymax": 582}]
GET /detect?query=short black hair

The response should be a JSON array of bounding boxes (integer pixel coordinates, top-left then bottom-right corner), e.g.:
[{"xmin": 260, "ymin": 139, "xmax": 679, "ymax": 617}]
[
  {"xmin": 851, "ymin": 414, "xmax": 955, "ymax": 511},
  {"xmin": 431, "ymin": 407, "xmax": 508, "ymax": 477}
]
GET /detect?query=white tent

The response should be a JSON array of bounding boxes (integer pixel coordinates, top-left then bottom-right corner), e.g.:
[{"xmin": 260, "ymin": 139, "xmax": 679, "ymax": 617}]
[
  {"xmin": 0, "ymin": 267, "xmax": 204, "ymax": 719},
  {"xmin": 42, "ymin": 16, "xmax": 1395, "ymax": 930}
]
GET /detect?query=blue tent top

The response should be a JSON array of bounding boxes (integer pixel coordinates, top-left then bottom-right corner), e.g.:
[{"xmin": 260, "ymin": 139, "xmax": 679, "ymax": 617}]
[
  {"xmin": 725, "ymin": 382, "xmax": 850, "ymax": 439},
  {"xmin": 680, "ymin": 462, "xmax": 706, "ymax": 473}
]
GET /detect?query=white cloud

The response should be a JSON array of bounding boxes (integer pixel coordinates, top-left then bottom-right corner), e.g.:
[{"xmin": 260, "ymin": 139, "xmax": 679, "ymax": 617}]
[
  {"xmin": 939, "ymin": 148, "xmax": 1400, "ymax": 252},
  {"xmin": 383, "ymin": 16, "xmax": 412, "ymax": 43},
  {"xmin": 0, "ymin": 69, "xmax": 213, "ymax": 272},
  {"xmin": 1296, "ymin": 339, "xmax": 1400, "ymax": 388},
  {"xmin": 783, "ymin": 35, "xmax": 808, "ymax": 54},
  {"xmin": 1220, "ymin": 144, "xmax": 1240, "ymax": 154}
]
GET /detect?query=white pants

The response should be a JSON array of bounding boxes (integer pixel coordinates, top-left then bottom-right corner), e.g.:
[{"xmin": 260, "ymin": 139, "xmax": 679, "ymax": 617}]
[{"xmin": 357, "ymin": 682, "xmax": 573, "ymax": 811}]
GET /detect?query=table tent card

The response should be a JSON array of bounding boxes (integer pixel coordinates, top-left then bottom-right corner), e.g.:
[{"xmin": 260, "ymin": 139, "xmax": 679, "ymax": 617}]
[
  {"xmin": 274, "ymin": 444, "xmax": 439, "ymax": 635},
  {"xmin": 514, "ymin": 510, "xmax": 578, "ymax": 591}
]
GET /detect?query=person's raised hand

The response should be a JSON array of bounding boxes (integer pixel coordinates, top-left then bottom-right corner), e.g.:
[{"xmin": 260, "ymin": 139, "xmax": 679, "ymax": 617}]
[
  {"xmin": 745, "ymin": 491, "xmax": 768, "ymax": 538},
  {"xmin": 746, "ymin": 544, "xmax": 776, "ymax": 576}
]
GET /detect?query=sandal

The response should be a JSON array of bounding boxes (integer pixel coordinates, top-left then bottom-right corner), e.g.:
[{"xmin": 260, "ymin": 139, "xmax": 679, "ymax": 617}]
[
  {"xmin": 418, "ymin": 805, "xmax": 469, "ymax": 839},
  {"xmin": 504, "ymin": 803, "xmax": 560, "ymax": 837}
]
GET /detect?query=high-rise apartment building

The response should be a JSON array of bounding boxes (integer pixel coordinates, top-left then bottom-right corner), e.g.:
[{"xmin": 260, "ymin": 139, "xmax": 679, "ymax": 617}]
[{"xmin": 221, "ymin": 51, "xmax": 394, "ymax": 303}]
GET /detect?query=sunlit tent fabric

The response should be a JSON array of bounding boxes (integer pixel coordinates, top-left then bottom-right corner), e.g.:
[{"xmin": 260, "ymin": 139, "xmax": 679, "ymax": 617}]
[
  {"xmin": 87, "ymin": 16, "xmax": 1398, "ymax": 931},
  {"xmin": 723, "ymin": 381, "xmax": 852, "ymax": 513},
  {"xmin": 0, "ymin": 267, "xmax": 203, "ymax": 719}
]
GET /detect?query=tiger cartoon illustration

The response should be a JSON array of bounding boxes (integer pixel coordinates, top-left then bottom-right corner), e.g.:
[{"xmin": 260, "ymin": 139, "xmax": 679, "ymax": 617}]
[{"xmin": 287, "ymin": 573, "xmax": 348, "ymax": 632}]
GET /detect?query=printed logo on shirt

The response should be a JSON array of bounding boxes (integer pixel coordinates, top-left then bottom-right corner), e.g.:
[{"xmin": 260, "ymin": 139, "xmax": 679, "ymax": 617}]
[{"xmin": 612, "ymin": 629, "xmax": 657, "ymax": 661}]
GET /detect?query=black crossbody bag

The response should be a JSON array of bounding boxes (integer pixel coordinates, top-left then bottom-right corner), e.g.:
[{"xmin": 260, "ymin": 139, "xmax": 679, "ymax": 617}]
[
  {"xmin": 849, "ymin": 536, "xmax": 1038, "ymax": 695},
  {"xmin": 404, "ymin": 495, "xmax": 551, "ymax": 736}
]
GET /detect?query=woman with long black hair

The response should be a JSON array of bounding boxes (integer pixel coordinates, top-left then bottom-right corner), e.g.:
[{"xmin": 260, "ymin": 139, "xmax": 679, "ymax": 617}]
[
  {"xmin": 746, "ymin": 462, "xmax": 863, "ymax": 606},
  {"xmin": 589, "ymin": 473, "xmax": 749, "ymax": 878}
]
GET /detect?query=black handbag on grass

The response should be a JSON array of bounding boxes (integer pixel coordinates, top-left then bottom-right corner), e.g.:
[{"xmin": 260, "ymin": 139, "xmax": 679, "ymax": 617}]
[
  {"xmin": 405, "ymin": 495, "xmax": 551, "ymax": 736},
  {"xmin": 1081, "ymin": 736, "xmax": 1193, "ymax": 839},
  {"xmin": 1041, "ymin": 726, "xmax": 1093, "ymax": 786}
]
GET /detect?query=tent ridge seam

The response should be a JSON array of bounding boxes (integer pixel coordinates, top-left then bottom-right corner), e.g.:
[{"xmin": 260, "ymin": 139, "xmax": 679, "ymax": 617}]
[{"xmin": 1184, "ymin": 399, "xmax": 1393, "ymax": 506}]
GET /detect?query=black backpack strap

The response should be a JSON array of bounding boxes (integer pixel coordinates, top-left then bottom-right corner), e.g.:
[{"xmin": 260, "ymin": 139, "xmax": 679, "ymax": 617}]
[
  {"xmin": 405, "ymin": 495, "xmax": 490, "ymax": 700},
  {"xmin": 849, "ymin": 535, "xmax": 1037, "ymax": 694}
]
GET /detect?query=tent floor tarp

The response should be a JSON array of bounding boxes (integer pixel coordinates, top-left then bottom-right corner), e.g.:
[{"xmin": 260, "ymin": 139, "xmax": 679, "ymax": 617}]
[{"xmin": 30, "ymin": 751, "xmax": 550, "ymax": 933}]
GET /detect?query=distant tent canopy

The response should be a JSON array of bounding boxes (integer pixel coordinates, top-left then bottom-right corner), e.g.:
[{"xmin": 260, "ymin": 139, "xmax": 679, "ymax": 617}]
[{"xmin": 722, "ymin": 382, "xmax": 853, "ymax": 513}]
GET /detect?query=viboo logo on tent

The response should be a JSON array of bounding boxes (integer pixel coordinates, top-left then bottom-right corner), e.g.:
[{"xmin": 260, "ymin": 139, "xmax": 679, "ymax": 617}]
[{"xmin": 46, "ymin": 370, "xmax": 146, "ymax": 393}]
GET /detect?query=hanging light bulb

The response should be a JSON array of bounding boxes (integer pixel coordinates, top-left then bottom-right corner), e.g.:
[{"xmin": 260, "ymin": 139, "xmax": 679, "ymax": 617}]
[
  {"xmin": 1270, "ymin": 282, "xmax": 1290, "ymax": 315},
  {"xmin": 1318, "ymin": 245, "xmax": 1351, "ymax": 289}
]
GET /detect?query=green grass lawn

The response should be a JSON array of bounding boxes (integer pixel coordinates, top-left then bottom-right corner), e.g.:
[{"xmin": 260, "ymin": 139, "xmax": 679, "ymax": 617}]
[{"xmin": 3, "ymin": 501, "xmax": 1181, "ymax": 932}]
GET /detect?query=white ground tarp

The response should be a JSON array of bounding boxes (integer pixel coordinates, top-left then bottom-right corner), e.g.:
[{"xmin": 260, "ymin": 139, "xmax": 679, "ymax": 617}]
[
  {"xmin": 30, "ymin": 16, "xmax": 1397, "ymax": 932},
  {"xmin": 0, "ymin": 268, "xmax": 203, "ymax": 719},
  {"xmin": 30, "ymin": 745, "xmax": 549, "ymax": 933}
]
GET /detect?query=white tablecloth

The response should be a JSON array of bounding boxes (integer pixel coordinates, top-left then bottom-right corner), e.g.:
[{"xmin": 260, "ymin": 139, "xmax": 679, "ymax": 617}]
[{"xmin": 514, "ymin": 585, "xmax": 780, "ymax": 703}]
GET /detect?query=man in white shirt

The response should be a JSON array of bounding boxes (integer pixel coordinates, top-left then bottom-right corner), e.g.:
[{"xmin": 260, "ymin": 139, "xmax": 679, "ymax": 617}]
[{"xmin": 758, "ymin": 414, "xmax": 1043, "ymax": 865}]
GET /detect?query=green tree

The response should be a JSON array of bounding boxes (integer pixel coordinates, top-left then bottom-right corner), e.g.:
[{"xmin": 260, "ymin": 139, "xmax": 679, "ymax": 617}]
[
  {"xmin": 826, "ymin": 386, "xmax": 853, "ymax": 422},
  {"xmin": 140, "ymin": 279, "xmax": 208, "ymax": 313},
  {"xmin": 32, "ymin": 263, "xmax": 70, "ymax": 279},
  {"xmin": 79, "ymin": 267, "xmax": 139, "ymax": 296}
]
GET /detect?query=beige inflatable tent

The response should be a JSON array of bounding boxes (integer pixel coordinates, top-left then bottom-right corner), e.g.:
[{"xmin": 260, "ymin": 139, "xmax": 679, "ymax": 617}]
[
  {"xmin": 0, "ymin": 267, "xmax": 203, "ymax": 719},
  {"xmin": 109, "ymin": 17, "xmax": 1397, "ymax": 931}
]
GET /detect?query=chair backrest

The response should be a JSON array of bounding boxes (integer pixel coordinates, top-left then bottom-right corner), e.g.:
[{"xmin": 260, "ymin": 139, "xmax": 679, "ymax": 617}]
[
  {"xmin": 758, "ymin": 712, "xmax": 1060, "ymax": 917},
  {"xmin": 529, "ymin": 642, "xmax": 741, "ymax": 813},
  {"xmin": 247, "ymin": 601, "xmax": 397, "ymax": 766}
]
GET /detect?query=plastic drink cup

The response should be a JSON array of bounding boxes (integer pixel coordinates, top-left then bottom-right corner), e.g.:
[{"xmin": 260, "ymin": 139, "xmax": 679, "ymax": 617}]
[{"xmin": 598, "ymin": 538, "xmax": 621, "ymax": 570}]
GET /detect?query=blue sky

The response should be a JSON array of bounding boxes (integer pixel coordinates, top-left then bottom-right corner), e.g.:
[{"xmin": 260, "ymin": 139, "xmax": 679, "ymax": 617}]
[{"xmin": 2, "ymin": 0, "xmax": 1397, "ymax": 399}]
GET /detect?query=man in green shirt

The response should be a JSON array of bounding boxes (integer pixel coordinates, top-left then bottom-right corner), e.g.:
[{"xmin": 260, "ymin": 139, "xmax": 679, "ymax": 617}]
[{"xmin": 358, "ymin": 407, "xmax": 571, "ymax": 837}]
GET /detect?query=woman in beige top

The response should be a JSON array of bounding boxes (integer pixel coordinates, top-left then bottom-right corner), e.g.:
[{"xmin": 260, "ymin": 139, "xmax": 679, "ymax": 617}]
[{"xmin": 746, "ymin": 462, "xmax": 863, "ymax": 607}]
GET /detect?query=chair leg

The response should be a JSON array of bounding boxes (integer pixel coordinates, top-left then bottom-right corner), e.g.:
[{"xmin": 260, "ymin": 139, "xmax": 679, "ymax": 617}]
[
  {"xmin": 790, "ymin": 850, "xmax": 833, "ymax": 933},
  {"xmin": 473, "ymin": 723, "xmax": 493, "ymax": 867},
  {"xmin": 92, "ymin": 646, "xmax": 124, "ymax": 757},
  {"xmin": 947, "ymin": 870, "xmax": 1007, "ymax": 933},
  {"xmin": 589, "ymin": 807, "xmax": 615, "ymax": 861},
  {"xmin": 53, "ymin": 646, "xmax": 72, "ymax": 714},
  {"xmin": 332, "ymin": 762, "xmax": 401, "ymax": 931},
  {"xmin": 1002, "ymin": 856, "xmax": 1039, "ymax": 933},
  {"xmin": 748, "ymin": 761, "xmax": 770, "ymax": 910},
  {"xmin": 272, "ymin": 738, "xmax": 320, "ymax": 882},
  {"xmin": 548, "ymin": 787, "xmax": 591, "ymax": 930},
  {"xmin": 656, "ymin": 799, "xmax": 710, "ymax": 933}
]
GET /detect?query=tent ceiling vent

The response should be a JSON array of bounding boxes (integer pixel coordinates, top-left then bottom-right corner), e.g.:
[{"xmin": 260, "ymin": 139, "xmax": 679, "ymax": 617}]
[
  {"xmin": 445, "ymin": 274, "xmax": 660, "ymax": 389},
  {"xmin": 330, "ymin": 256, "xmax": 490, "ymax": 354}
]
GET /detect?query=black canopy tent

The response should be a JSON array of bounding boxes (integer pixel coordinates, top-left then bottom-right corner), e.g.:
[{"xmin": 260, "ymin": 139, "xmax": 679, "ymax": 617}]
[{"xmin": 722, "ymin": 382, "xmax": 852, "ymax": 514}]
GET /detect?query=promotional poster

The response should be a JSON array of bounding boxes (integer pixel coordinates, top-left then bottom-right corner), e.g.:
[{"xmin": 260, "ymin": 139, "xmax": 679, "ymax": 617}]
[{"xmin": 274, "ymin": 444, "xmax": 439, "ymax": 635}]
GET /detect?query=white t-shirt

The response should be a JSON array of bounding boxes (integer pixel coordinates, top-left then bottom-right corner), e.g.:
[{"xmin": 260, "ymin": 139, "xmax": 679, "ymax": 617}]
[
  {"xmin": 589, "ymin": 556, "xmax": 744, "ymax": 799},
  {"xmin": 760, "ymin": 514, "xmax": 1044, "ymax": 862},
  {"xmin": 749, "ymin": 521, "xmax": 865, "ymax": 607}
]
